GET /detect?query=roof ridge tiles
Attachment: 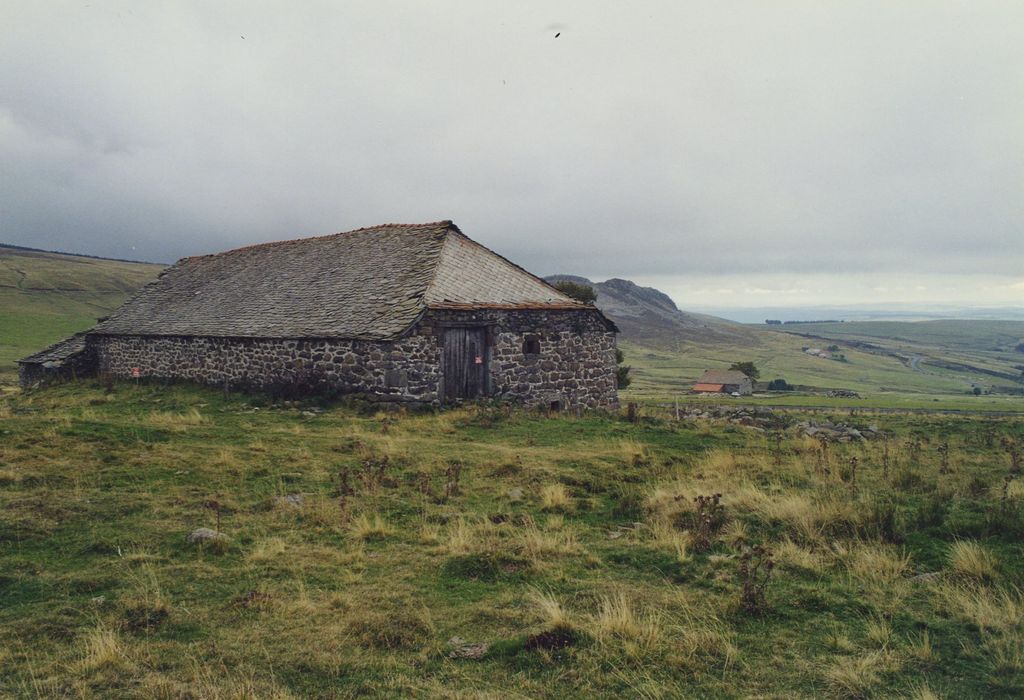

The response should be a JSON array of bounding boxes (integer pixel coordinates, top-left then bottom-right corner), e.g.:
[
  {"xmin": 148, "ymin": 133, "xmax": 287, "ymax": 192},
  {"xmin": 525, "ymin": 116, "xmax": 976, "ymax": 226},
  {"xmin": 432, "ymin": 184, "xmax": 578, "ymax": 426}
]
[{"xmin": 182, "ymin": 220, "xmax": 455, "ymax": 261}]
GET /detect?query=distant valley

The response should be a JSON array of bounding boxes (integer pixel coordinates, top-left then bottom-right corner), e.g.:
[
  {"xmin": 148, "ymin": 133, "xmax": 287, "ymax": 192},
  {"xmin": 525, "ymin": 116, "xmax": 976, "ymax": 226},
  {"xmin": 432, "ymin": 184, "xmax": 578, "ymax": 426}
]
[{"xmin": 548, "ymin": 275, "xmax": 1024, "ymax": 407}]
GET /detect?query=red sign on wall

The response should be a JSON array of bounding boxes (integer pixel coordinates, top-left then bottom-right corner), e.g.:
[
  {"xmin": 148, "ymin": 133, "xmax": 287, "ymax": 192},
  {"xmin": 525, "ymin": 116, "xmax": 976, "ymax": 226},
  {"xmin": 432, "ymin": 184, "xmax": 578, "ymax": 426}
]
[{"xmin": 131, "ymin": 367, "xmax": 141, "ymax": 378}]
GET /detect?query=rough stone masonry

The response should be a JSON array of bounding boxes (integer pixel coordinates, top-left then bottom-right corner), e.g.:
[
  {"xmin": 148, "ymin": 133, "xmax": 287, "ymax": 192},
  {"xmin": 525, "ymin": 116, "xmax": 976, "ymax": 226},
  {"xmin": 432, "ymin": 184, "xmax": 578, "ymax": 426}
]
[{"xmin": 89, "ymin": 308, "xmax": 618, "ymax": 410}]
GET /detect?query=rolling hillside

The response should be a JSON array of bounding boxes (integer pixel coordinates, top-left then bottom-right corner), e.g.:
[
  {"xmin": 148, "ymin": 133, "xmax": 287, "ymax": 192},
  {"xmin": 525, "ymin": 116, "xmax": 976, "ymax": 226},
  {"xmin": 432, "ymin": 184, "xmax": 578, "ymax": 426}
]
[
  {"xmin": 549, "ymin": 275, "xmax": 1024, "ymax": 408},
  {"xmin": 546, "ymin": 275, "xmax": 756, "ymax": 347},
  {"xmin": 0, "ymin": 245, "xmax": 164, "ymax": 375}
]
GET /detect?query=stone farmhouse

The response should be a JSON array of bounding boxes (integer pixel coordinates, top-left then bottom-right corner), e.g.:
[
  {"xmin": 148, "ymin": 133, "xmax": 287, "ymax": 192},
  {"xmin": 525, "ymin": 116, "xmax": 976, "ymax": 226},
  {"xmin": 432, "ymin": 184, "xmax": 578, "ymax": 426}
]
[
  {"xmin": 692, "ymin": 369, "xmax": 753, "ymax": 395},
  {"xmin": 19, "ymin": 221, "xmax": 619, "ymax": 410}
]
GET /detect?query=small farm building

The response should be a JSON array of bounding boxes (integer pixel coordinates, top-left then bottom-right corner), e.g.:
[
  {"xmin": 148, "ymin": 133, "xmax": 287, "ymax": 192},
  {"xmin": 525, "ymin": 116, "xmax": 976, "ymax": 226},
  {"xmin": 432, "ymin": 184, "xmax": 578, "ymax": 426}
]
[
  {"xmin": 693, "ymin": 369, "xmax": 753, "ymax": 395},
  {"xmin": 19, "ymin": 221, "xmax": 619, "ymax": 410}
]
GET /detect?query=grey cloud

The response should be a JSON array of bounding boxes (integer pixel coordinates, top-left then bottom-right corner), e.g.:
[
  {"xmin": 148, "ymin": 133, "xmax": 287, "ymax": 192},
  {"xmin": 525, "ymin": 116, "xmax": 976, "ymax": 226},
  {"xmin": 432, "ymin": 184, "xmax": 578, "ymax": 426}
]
[{"xmin": 1, "ymin": 0, "xmax": 1021, "ymax": 288}]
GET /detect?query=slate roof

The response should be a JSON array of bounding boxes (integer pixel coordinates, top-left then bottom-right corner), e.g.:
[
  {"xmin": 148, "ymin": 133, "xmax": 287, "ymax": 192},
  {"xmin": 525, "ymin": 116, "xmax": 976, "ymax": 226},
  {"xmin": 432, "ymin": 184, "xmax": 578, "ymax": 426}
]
[
  {"xmin": 696, "ymin": 369, "xmax": 751, "ymax": 385},
  {"xmin": 89, "ymin": 221, "xmax": 605, "ymax": 341},
  {"xmin": 19, "ymin": 334, "xmax": 88, "ymax": 365}
]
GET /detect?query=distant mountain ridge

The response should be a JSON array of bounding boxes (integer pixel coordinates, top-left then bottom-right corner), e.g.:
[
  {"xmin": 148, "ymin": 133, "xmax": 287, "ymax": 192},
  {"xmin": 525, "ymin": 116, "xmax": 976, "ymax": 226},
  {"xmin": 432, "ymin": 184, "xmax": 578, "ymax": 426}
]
[{"xmin": 545, "ymin": 275, "xmax": 756, "ymax": 347}]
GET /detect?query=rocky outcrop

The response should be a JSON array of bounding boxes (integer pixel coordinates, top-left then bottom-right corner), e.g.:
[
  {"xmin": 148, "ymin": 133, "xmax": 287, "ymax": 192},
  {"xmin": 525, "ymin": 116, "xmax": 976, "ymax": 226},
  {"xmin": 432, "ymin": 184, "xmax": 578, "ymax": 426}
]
[{"xmin": 545, "ymin": 275, "xmax": 754, "ymax": 346}]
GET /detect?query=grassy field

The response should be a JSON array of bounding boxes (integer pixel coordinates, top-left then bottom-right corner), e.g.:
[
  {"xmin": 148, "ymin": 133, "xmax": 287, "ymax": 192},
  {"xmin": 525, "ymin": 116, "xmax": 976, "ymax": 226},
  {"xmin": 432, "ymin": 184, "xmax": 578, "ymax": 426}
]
[
  {"xmin": 0, "ymin": 246, "xmax": 163, "ymax": 375},
  {"xmin": 2, "ymin": 380, "xmax": 1023, "ymax": 697},
  {"xmin": 619, "ymin": 320, "xmax": 1024, "ymax": 410},
  {"xmin": 780, "ymin": 321, "xmax": 1024, "ymax": 353},
  {"xmin": 654, "ymin": 392, "xmax": 1024, "ymax": 414}
]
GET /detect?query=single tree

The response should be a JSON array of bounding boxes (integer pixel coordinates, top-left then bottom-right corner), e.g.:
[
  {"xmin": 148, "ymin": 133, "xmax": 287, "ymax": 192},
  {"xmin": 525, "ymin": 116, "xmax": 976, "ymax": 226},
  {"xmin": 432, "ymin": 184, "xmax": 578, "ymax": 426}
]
[
  {"xmin": 615, "ymin": 348, "xmax": 632, "ymax": 389},
  {"xmin": 729, "ymin": 361, "xmax": 760, "ymax": 380},
  {"xmin": 553, "ymin": 280, "xmax": 597, "ymax": 305}
]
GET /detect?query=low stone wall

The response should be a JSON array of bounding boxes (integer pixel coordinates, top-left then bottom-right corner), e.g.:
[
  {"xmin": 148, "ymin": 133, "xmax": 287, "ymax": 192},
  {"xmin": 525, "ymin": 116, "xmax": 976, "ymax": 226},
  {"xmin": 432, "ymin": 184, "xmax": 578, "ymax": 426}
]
[
  {"xmin": 65, "ymin": 307, "xmax": 617, "ymax": 410},
  {"xmin": 92, "ymin": 334, "xmax": 442, "ymax": 404}
]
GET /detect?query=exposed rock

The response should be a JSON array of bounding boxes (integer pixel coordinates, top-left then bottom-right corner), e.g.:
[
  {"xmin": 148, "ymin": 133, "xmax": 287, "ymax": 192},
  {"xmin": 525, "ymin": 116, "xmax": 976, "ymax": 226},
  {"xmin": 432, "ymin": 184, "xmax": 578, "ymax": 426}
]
[
  {"xmin": 448, "ymin": 636, "xmax": 491, "ymax": 659},
  {"xmin": 506, "ymin": 487, "xmax": 524, "ymax": 501},
  {"xmin": 187, "ymin": 527, "xmax": 227, "ymax": 544},
  {"xmin": 673, "ymin": 404, "xmax": 789, "ymax": 430},
  {"xmin": 274, "ymin": 493, "xmax": 305, "ymax": 508},
  {"xmin": 795, "ymin": 420, "xmax": 876, "ymax": 441}
]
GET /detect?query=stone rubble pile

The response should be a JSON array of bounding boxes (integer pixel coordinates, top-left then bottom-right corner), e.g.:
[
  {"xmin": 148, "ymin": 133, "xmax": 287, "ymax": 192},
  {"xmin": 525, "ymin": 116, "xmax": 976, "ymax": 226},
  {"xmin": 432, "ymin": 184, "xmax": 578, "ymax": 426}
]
[
  {"xmin": 674, "ymin": 405, "xmax": 881, "ymax": 441},
  {"xmin": 675, "ymin": 405, "xmax": 783, "ymax": 430},
  {"xmin": 794, "ymin": 420, "xmax": 881, "ymax": 442}
]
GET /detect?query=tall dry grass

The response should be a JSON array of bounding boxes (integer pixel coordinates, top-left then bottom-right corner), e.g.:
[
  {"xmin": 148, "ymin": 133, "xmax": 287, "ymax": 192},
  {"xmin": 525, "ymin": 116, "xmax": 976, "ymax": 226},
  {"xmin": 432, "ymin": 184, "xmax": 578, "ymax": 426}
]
[
  {"xmin": 519, "ymin": 521, "xmax": 579, "ymax": 560},
  {"xmin": 77, "ymin": 625, "xmax": 132, "ymax": 674},
  {"xmin": 531, "ymin": 589, "xmax": 575, "ymax": 631},
  {"xmin": 143, "ymin": 408, "xmax": 207, "ymax": 431},
  {"xmin": 349, "ymin": 512, "xmax": 393, "ymax": 540},
  {"xmin": 947, "ymin": 540, "xmax": 998, "ymax": 581},
  {"xmin": 823, "ymin": 650, "xmax": 898, "ymax": 699},
  {"xmin": 934, "ymin": 582, "xmax": 1024, "ymax": 633},
  {"xmin": 648, "ymin": 520, "xmax": 691, "ymax": 563},
  {"xmin": 590, "ymin": 593, "xmax": 662, "ymax": 650},
  {"xmin": 540, "ymin": 483, "xmax": 573, "ymax": 512}
]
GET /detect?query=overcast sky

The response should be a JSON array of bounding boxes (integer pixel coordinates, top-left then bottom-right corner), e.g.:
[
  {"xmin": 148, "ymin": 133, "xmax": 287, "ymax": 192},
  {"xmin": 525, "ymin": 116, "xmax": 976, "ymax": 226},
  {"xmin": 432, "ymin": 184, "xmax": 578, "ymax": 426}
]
[{"xmin": 2, "ymin": 1, "xmax": 1022, "ymax": 309}]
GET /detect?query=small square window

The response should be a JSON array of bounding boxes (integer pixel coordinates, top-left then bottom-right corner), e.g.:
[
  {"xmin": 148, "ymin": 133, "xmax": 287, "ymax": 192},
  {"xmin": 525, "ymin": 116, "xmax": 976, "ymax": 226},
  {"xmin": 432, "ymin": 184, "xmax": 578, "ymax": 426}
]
[{"xmin": 523, "ymin": 337, "xmax": 540, "ymax": 355}]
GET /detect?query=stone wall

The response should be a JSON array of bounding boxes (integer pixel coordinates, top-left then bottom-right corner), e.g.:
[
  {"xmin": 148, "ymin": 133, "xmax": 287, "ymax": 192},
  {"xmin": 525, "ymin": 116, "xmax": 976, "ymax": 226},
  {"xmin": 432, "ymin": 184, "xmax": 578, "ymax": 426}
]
[
  {"xmin": 421, "ymin": 308, "xmax": 619, "ymax": 410},
  {"xmin": 92, "ymin": 334, "xmax": 442, "ymax": 404},
  {"xmin": 18, "ymin": 344, "xmax": 97, "ymax": 388},
  {"xmin": 84, "ymin": 306, "xmax": 617, "ymax": 410}
]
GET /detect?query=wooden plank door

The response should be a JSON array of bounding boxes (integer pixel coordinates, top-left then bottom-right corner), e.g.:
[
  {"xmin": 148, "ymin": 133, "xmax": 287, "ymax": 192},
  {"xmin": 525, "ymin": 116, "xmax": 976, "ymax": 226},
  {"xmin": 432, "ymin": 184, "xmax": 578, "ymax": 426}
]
[{"xmin": 442, "ymin": 327, "xmax": 487, "ymax": 402}]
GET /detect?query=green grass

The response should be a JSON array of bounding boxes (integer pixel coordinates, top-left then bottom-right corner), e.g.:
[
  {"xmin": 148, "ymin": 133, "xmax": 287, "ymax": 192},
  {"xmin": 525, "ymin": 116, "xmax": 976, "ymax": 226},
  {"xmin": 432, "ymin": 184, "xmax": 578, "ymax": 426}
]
[
  {"xmin": 0, "ymin": 247, "xmax": 162, "ymax": 375},
  {"xmin": 619, "ymin": 320, "xmax": 1024, "ymax": 410},
  {"xmin": 1, "ymin": 380, "xmax": 1022, "ymax": 697},
  {"xmin": 657, "ymin": 392, "xmax": 1024, "ymax": 413},
  {"xmin": 785, "ymin": 320, "xmax": 1024, "ymax": 353}
]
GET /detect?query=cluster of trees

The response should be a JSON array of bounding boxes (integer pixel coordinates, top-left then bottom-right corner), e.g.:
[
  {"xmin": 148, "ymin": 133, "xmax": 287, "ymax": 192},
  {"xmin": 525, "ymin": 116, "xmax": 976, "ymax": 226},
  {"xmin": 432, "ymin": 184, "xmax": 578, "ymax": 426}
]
[
  {"xmin": 730, "ymin": 362, "xmax": 793, "ymax": 391},
  {"xmin": 552, "ymin": 280, "xmax": 597, "ymax": 305},
  {"xmin": 729, "ymin": 362, "xmax": 760, "ymax": 379}
]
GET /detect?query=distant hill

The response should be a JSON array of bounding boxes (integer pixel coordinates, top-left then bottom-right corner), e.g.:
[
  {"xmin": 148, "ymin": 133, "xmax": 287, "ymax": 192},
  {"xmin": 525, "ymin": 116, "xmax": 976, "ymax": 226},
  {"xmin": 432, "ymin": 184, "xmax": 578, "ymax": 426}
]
[
  {"xmin": 0, "ymin": 244, "xmax": 164, "ymax": 374},
  {"xmin": 545, "ymin": 275, "xmax": 755, "ymax": 347},
  {"xmin": 547, "ymin": 274, "xmax": 1024, "ymax": 404}
]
